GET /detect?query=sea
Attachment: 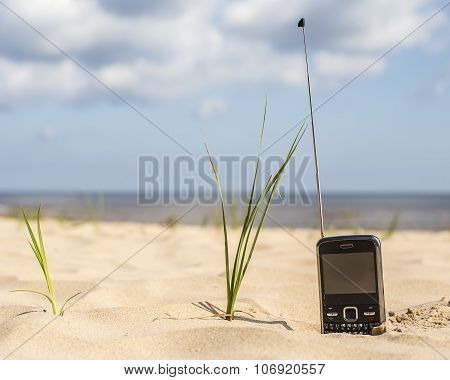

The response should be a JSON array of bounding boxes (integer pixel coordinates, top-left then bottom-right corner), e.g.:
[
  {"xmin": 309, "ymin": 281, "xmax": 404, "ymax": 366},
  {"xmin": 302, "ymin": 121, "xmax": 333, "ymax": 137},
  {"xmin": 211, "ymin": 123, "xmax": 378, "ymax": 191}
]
[{"xmin": 0, "ymin": 192, "xmax": 448, "ymax": 230}]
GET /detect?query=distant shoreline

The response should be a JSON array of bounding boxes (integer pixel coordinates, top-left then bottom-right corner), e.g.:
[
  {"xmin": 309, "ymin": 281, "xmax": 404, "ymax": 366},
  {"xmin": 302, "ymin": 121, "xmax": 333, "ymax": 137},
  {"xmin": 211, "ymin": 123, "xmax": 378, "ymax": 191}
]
[{"xmin": 0, "ymin": 192, "xmax": 448, "ymax": 230}]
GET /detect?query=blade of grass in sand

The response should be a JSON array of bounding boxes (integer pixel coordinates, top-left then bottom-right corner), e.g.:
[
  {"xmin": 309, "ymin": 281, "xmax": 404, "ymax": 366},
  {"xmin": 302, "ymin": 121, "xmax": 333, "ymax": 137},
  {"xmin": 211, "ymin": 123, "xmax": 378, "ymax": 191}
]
[
  {"xmin": 12, "ymin": 207, "xmax": 81, "ymax": 316},
  {"xmin": 10, "ymin": 289, "xmax": 54, "ymax": 305},
  {"xmin": 205, "ymin": 146, "xmax": 231, "ymax": 301},
  {"xmin": 206, "ymin": 102, "xmax": 307, "ymax": 320},
  {"xmin": 230, "ymin": 100, "xmax": 267, "ymax": 295},
  {"xmin": 230, "ymin": 124, "xmax": 307, "ymax": 316},
  {"xmin": 59, "ymin": 291, "xmax": 82, "ymax": 316},
  {"xmin": 19, "ymin": 208, "xmax": 57, "ymax": 314}
]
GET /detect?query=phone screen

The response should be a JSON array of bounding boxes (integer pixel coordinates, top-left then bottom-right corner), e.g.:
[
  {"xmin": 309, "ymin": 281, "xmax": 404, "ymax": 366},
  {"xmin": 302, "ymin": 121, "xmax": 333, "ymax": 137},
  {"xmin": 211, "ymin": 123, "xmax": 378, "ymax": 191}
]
[{"xmin": 322, "ymin": 252, "xmax": 376, "ymax": 294}]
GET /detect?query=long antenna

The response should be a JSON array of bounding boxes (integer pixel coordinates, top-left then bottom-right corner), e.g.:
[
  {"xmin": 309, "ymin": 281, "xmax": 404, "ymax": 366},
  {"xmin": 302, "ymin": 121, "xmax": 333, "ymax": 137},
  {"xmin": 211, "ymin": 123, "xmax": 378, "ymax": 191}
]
[{"xmin": 298, "ymin": 18, "xmax": 324, "ymax": 238}]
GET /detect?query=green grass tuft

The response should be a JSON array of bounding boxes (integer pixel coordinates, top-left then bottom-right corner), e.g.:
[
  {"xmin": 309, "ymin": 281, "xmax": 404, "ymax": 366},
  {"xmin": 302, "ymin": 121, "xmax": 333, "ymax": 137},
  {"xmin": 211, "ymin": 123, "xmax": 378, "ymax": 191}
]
[
  {"xmin": 206, "ymin": 102, "xmax": 306, "ymax": 320},
  {"xmin": 383, "ymin": 210, "xmax": 400, "ymax": 239},
  {"xmin": 11, "ymin": 207, "xmax": 81, "ymax": 316}
]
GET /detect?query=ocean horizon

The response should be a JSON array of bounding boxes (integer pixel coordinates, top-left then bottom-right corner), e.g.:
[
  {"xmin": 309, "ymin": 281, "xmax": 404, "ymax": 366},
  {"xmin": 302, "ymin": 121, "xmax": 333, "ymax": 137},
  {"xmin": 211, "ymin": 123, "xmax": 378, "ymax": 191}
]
[{"xmin": 0, "ymin": 191, "xmax": 448, "ymax": 230}]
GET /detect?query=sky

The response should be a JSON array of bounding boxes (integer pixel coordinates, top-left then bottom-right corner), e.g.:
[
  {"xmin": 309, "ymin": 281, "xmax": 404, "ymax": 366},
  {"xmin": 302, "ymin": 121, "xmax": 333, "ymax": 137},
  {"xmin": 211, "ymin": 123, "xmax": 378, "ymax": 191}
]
[{"xmin": 0, "ymin": 0, "xmax": 449, "ymax": 193}]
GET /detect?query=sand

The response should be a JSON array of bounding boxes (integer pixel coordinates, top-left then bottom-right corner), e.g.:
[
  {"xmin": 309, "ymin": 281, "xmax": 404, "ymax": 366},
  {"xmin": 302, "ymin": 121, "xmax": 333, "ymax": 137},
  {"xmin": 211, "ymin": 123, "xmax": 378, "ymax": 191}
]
[{"xmin": 0, "ymin": 216, "xmax": 449, "ymax": 359}]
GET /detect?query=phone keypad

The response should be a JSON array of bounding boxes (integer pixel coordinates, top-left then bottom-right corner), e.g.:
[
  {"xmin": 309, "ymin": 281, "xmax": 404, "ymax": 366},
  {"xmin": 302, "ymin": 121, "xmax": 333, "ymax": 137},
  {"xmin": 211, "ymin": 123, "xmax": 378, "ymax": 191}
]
[{"xmin": 323, "ymin": 322, "xmax": 380, "ymax": 335}]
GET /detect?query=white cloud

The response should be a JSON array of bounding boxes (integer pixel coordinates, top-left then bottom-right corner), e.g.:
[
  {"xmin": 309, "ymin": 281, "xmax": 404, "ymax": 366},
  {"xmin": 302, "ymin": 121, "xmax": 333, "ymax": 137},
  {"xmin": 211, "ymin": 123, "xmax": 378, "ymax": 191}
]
[
  {"xmin": 0, "ymin": 58, "xmax": 94, "ymax": 106},
  {"xmin": 222, "ymin": 0, "xmax": 446, "ymax": 52},
  {"xmin": 197, "ymin": 97, "xmax": 227, "ymax": 119},
  {"xmin": 314, "ymin": 51, "xmax": 385, "ymax": 82},
  {"xmin": 0, "ymin": 0, "xmax": 446, "ymax": 107}
]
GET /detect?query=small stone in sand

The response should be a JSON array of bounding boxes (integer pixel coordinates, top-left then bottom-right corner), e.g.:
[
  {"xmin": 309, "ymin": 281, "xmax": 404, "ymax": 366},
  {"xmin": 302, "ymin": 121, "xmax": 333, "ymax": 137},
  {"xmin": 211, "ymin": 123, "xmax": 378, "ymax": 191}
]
[
  {"xmin": 388, "ymin": 311, "xmax": 395, "ymax": 317},
  {"xmin": 371, "ymin": 324, "xmax": 386, "ymax": 336}
]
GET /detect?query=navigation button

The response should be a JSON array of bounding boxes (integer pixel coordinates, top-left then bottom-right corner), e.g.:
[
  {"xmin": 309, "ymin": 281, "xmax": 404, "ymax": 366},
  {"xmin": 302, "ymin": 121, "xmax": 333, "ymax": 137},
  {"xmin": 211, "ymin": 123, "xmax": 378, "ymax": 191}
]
[{"xmin": 343, "ymin": 306, "xmax": 358, "ymax": 322}]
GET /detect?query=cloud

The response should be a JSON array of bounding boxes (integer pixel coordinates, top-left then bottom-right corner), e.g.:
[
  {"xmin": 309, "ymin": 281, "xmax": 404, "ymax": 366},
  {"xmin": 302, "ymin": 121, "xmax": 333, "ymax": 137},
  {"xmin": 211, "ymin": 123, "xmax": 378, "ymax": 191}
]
[
  {"xmin": 197, "ymin": 97, "xmax": 227, "ymax": 119},
  {"xmin": 314, "ymin": 51, "xmax": 385, "ymax": 83},
  {"xmin": 0, "ymin": 58, "xmax": 95, "ymax": 106},
  {"xmin": 222, "ymin": 0, "xmax": 446, "ymax": 53},
  {"xmin": 0, "ymin": 0, "xmax": 446, "ymax": 107},
  {"xmin": 99, "ymin": 0, "xmax": 190, "ymax": 17}
]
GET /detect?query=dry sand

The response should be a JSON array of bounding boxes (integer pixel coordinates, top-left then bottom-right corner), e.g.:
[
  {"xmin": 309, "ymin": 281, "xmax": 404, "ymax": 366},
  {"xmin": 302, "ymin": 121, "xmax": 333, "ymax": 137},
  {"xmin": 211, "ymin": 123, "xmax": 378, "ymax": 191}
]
[{"xmin": 0, "ymin": 216, "xmax": 449, "ymax": 359}]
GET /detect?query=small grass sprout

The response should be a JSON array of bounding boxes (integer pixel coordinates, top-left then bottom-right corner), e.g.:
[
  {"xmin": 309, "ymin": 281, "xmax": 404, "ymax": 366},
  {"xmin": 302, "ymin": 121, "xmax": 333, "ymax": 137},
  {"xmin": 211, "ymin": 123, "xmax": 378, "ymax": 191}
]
[
  {"xmin": 206, "ymin": 102, "xmax": 306, "ymax": 320},
  {"xmin": 383, "ymin": 210, "xmax": 400, "ymax": 239},
  {"xmin": 11, "ymin": 207, "xmax": 81, "ymax": 316}
]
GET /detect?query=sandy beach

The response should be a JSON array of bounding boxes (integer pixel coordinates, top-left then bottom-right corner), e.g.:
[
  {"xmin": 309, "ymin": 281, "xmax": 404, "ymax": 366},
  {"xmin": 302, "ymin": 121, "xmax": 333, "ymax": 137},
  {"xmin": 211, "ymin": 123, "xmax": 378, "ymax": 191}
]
[{"xmin": 0, "ymin": 216, "xmax": 449, "ymax": 359}]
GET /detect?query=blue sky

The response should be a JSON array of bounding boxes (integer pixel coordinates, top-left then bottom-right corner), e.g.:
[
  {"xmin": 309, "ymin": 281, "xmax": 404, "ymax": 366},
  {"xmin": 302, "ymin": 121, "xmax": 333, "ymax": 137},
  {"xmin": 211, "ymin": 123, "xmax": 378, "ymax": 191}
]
[{"xmin": 0, "ymin": 0, "xmax": 449, "ymax": 193}]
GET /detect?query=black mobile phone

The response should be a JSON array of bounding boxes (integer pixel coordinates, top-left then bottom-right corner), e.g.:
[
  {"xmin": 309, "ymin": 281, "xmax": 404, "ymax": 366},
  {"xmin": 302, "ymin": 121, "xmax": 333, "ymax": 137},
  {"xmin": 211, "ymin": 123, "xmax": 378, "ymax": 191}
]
[
  {"xmin": 317, "ymin": 235, "xmax": 386, "ymax": 334},
  {"xmin": 298, "ymin": 19, "xmax": 386, "ymax": 335}
]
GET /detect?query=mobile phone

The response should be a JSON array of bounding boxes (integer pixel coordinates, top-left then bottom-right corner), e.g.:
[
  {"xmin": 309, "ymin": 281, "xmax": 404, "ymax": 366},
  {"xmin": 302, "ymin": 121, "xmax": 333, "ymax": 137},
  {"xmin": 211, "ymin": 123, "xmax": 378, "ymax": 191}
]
[
  {"xmin": 317, "ymin": 235, "xmax": 386, "ymax": 334},
  {"xmin": 298, "ymin": 18, "xmax": 386, "ymax": 335}
]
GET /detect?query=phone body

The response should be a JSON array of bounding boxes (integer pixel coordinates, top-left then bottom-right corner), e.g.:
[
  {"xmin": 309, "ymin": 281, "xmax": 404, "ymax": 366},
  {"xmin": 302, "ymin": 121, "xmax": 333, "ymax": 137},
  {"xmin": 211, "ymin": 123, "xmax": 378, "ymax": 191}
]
[{"xmin": 316, "ymin": 235, "xmax": 385, "ymax": 334}]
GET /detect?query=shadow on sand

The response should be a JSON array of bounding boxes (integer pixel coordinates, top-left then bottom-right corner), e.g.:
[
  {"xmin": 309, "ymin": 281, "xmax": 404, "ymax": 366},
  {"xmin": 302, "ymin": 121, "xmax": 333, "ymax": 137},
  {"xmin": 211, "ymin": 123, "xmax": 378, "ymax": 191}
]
[{"xmin": 192, "ymin": 301, "xmax": 293, "ymax": 331}]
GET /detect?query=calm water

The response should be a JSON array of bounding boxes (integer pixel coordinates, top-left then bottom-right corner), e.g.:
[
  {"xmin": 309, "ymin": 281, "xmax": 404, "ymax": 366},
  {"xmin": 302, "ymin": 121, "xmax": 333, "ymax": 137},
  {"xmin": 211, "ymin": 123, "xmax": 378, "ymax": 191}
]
[{"xmin": 0, "ymin": 192, "xmax": 449, "ymax": 230}]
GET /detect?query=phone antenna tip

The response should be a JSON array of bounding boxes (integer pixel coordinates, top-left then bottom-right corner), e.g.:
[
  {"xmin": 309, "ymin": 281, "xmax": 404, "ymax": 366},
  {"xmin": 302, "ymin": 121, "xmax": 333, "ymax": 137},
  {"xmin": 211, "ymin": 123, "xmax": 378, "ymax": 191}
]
[{"xmin": 298, "ymin": 18, "xmax": 305, "ymax": 28}]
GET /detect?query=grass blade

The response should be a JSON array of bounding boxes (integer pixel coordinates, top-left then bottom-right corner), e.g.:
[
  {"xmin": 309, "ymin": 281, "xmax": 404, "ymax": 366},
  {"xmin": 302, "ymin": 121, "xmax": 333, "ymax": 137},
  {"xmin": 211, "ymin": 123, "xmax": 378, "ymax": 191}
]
[
  {"xmin": 14, "ymin": 207, "xmax": 68, "ymax": 316},
  {"xmin": 27, "ymin": 241, "xmax": 44, "ymax": 272},
  {"xmin": 235, "ymin": 122, "xmax": 307, "ymax": 294},
  {"xmin": 205, "ymin": 145, "xmax": 231, "ymax": 301},
  {"xmin": 241, "ymin": 123, "xmax": 307, "ymax": 276},
  {"xmin": 22, "ymin": 211, "xmax": 43, "ymax": 267},
  {"xmin": 212, "ymin": 103, "xmax": 307, "ymax": 319},
  {"xmin": 59, "ymin": 292, "xmax": 82, "ymax": 316},
  {"xmin": 36, "ymin": 207, "xmax": 56, "ymax": 310},
  {"xmin": 11, "ymin": 289, "xmax": 54, "ymax": 307},
  {"xmin": 230, "ymin": 100, "xmax": 268, "ymax": 295}
]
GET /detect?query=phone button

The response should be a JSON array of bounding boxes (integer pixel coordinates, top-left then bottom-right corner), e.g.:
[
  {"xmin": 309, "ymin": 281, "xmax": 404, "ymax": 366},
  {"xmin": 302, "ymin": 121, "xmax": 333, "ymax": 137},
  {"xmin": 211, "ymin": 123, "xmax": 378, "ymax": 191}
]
[
  {"xmin": 364, "ymin": 311, "xmax": 376, "ymax": 316},
  {"xmin": 326, "ymin": 312, "xmax": 338, "ymax": 317},
  {"xmin": 343, "ymin": 306, "xmax": 358, "ymax": 322}
]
